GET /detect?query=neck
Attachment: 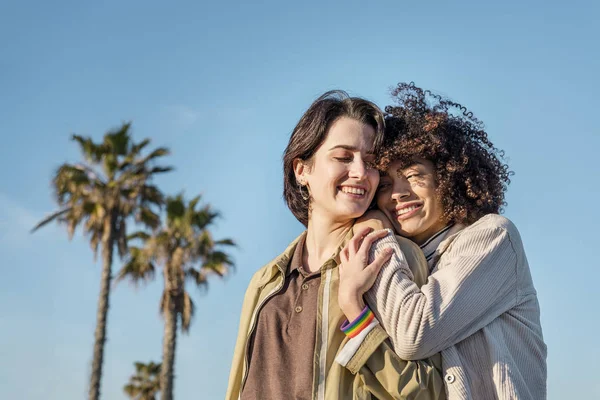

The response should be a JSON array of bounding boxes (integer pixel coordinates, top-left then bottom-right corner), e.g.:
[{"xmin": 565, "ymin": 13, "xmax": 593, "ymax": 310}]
[{"xmin": 303, "ymin": 211, "xmax": 353, "ymax": 273}]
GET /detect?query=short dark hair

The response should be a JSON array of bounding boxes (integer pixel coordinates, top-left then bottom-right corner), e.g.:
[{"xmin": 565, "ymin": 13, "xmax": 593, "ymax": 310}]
[
  {"xmin": 283, "ymin": 90, "xmax": 385, "ymax": 226},
  {"xmin": 379, "ymin": 82, "xmax": 512, "ymax": 225}
]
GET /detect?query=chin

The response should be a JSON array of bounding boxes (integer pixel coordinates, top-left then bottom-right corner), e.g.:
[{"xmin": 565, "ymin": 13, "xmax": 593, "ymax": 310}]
[
  {"xmin": 342, "ymin": 208, "xmax": 368, "ymax": 220},
  {"xmin": 394, "ymin": 223, "xmax": 418, "ymax": 238}
]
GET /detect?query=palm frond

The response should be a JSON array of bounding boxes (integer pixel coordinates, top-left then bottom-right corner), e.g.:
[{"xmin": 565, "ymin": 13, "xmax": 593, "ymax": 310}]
[
  {"xmin": 71, "ymin": 134, "xmax": 104, "ymax": 163},
  {"xmin": 188, "ymin": 195, "xmax": 202, "ymax": 211},
  {"xmin": 67, "ymin": 216, "xmax": 80, "ymax": 240},
  {"xmin": 165, "ymin": 195, "xmax": 186, "ymax": 221},
  {"xmin": 54, "ymin": 164, "xmax": 91, "ymax": 188},
  {"xmin": 202, "ymin": 251, "xmax": 235, "ymax": 277},
  {"xmin": 31, "ymin": 208, "xmax": 70, "ymax": 233},
  {"xmin": 180, "ymin": 291, "xmax": 195, "ymax": 333},
  {"xmin": 116, "ymin": 219, "xmax": 128, "ymax": 259},
  {"xmin": 148, "ymin": 166, "xmax": 173, "ymax": 175},
  {"xmin": 193, "ymin": 205, "xmax": 220, "ymax": 230},
  {"xmin": 127, "ymin": 230, "xmax": 151, "ymax": 241},
  {"xmin": 185, "ymin": 268, "xmax": 208, "ymax": 288},
  {"xmin": 136, "ymin": 207, "xmax": 161, "ymax": 230},
  {"xmin": 130, "ymin": 138, "xmax": 151, "ymax": 156},
  {"xmin": 115, "ymin": 247, "xmax": 155, "ymax": 286},
  {"xmin": 159, "ymin": 290, "xmax": 168, "ymax": 316},
  {"xmin": 214, "ymin": 238, "xmax": 236, "ymax": 247},
  {"xmin": 206, "ymin": 250, "xmax": 234, "ymax": 266},
  {"xmin": 140, "ymin": 185, "xmax": 164, "ymax": 206},
  {"xmin": 103, "ymin": 153, "xmax": 119, "ymax": 180},
  {"xmin": 104, "ymin": 122, "xmax": 131, "ymax": 156},
  {"xmin": 141, "ymin": 147, "xmax": 170, "ymax": 164},
  {"xmin": 123, "ymin": 384, "xmax": 137, "ymax": 396},
  {"xmin": 124, "ymin": 360, "xmax": 161, "ymax": 399},
  {"xmin": 90, "ymin": 230, "xmax": 101, "ymax": 260}
]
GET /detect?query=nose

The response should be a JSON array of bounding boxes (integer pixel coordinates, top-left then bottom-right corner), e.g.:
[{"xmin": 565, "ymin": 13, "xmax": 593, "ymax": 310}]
[
  {"xmin": 391, "ymin": 180, "xmax": 411, "ymax": 202},
  {"xmin": 349, "ymin": 158, "xmax": 368, "ymax": 180}
]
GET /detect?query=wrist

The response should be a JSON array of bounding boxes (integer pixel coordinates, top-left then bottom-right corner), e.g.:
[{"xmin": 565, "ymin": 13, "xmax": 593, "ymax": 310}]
[
  {"xmin": 339, "ymin": 295, "xmax": 365, "ymax": 321},
  {"xmin": 340, "ymin": 304, "xmax": 375, "ymax": 338}
]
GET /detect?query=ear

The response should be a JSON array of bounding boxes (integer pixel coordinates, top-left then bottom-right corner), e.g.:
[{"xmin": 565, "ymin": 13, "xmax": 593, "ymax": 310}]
[{"xmin": 293, "ymin": 158, "xmax": 308, "ymax": 185}]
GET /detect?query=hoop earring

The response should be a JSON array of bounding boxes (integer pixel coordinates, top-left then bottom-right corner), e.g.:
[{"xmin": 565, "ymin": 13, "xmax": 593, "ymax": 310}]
[{"xmin": 298, "ymin": 182, "xmax": 310, "ymax": 201}]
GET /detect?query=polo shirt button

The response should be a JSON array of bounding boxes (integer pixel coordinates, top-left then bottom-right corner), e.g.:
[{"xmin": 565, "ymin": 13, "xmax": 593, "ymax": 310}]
[
  {"xmin": 444, "ymin": 373, "xmax": 455, "ymax": 384},
  {"xmin": 302, "ymin": 283, "xmax": 309, "ymax": 290},
  {"xmin": 295, "ymin": 306, "xmax": 303, "ymax": 313}
]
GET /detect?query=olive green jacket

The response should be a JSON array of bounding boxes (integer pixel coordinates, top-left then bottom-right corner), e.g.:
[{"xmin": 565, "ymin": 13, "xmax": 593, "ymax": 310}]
[{"xmin": 226, "ymin": 228, "xmax": 445, "ymax": 400}]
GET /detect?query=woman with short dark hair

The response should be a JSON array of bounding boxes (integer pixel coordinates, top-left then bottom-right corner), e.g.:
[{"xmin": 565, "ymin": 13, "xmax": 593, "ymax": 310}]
[{"xmin": 226, "ymin": 90, "xmax": 444, "ymax": 400}]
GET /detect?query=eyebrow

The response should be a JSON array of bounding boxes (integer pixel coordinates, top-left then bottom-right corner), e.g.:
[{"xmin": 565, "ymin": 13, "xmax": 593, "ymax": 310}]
[
  {"xmin": 395, "ymin": 163, "xmax": 424, "ymax": 174},
  {"xmin": 328, "ymin": 145, "xmax": 375, "ymax": 155}
]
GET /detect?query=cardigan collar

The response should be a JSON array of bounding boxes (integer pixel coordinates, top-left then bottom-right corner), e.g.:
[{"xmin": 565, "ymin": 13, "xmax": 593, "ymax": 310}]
[{"xmin": 419, "ymin": 223, "xmax": 465, "ymax": 270}]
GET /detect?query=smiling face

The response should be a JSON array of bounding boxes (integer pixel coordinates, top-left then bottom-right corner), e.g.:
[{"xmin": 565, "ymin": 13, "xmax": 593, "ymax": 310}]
[
  {"xmin": 295, "ymin": 117, "xmax": 379, "ymax": 225},
  {"xmin": 376, "ymin": 159, "xmax": 446, "ymax": 244}
]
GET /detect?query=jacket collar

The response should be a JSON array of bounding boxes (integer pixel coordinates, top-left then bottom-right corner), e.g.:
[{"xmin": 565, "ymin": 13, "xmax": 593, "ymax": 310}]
[{"xmin": 256, "ymin": 226, "xmax": 354, "ymax": 287}]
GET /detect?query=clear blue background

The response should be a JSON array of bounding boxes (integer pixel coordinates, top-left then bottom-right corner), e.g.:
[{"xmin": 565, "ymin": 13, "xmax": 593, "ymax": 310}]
[{"xmin": 1, "ymin": 1, "xmax": 598, "ymax": 398}]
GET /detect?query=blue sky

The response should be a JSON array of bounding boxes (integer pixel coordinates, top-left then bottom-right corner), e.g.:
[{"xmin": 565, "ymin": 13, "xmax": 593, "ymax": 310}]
[{"xmin": 1, "ymin": 0, "xmax": 598, "ymax": 398}]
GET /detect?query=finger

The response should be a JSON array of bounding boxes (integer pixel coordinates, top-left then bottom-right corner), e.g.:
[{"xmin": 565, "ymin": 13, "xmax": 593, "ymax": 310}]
[
  {"xmin": 349, "ymin": 226, "xmax": 372, "ymax": 255},
  {"xmin": 357, "ymin": 229, "xmax": 390, "ymax": 258},
  {"xmin": 340, "ymin": 246, "xmax": 349, "ymax": 263},
  {"xmin": 359, "ymin": 251, "xmax": 393, "ymax": 292},
  {"xmin": 350, "ymin": 226, "xmax": 372, "ymax": 255},
  {"xmin": 365, "ymin": 248, "xmax": 393, "ymax": 276}
]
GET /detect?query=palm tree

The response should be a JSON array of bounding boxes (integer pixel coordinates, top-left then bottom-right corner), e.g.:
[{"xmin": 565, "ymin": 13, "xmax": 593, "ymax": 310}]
[
  {"xmin": 32, "ymin": 123, "xmax": 171, "ymax": 400},
  {"xmin": 117, "ymin": 194, "xmax": 235, "ymax": 400},
  {"xmin": 124, "ymin": 361, "xmax": 161, "ymax": 400}
]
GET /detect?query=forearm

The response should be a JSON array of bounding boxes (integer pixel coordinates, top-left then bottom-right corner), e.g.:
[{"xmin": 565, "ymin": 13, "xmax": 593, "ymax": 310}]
[{"xmin": 365, "ymin": 229, "xmax": 518, "ymax": 359}]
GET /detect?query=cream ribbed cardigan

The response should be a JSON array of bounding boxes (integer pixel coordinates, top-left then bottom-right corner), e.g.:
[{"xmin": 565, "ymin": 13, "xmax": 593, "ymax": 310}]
[{"xmin": 344, "ymin": 214, "xmax": 547, "ymax": 400}]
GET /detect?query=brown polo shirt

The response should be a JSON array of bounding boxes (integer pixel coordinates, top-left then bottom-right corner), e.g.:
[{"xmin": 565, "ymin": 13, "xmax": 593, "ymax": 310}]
[{"xmin": 240, "ymin": 232, "xmax": 322, "ymax": 400}]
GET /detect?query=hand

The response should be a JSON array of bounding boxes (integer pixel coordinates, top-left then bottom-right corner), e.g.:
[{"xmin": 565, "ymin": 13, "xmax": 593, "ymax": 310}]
[{"xmin": 338, "ymin": 227, "xmax": 393, "ymax": 321}]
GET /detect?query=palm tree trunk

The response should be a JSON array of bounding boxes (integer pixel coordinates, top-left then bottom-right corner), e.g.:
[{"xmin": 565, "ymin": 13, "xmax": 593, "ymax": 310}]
[
  {"xmin": 88, "ymin": 220, "xmax": 115, "ymax": 400},
  {"xmin": 160, "ymin": 279, "xmax": 178, "ymax": 400}
]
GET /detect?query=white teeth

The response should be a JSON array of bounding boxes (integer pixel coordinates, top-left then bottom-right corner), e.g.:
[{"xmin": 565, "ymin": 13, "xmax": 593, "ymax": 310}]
[
  {"xmin": 341, "ymin": 187, "xmax": 366, "ymax": 195},
  {"xmin": 397, "ymin": 205, "xmax": 419, "ymax": 215}
]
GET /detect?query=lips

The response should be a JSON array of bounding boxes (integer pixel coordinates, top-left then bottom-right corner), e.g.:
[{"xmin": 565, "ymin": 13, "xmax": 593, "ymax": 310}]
[
  {"xmin": 340, "ymin": 186, "xmax": 366, "ymax": 196},
  {"xmin": 394, "ymin": 202, "xmax": 423, "ymax": 220}
]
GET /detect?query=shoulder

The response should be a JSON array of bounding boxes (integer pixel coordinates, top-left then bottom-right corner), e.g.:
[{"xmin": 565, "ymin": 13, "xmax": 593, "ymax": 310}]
[
  {"xmin": 472, "ymin": 213, "xmax": 517, "ymax": 231},
  {"xmin": 394, "ymin": 234, "xmax": 429, "ymax": 287},
  {"xmin": 448, "ymin": 214, "xmax": 525, "ymax": 258},
  {"xmin": 247, "ymin": 232, "xmax": 304, "ymax": 289},
  {"xmin": 246, "ymin": 263, "xmax": 277, "ymax": 290},
  {"xmin": 463, "ymin": 214, "xmax": 522, "ymax": 242},
  {"xmin": 395, "ymin": 235, "xmax": 426, "ymax": 262}
]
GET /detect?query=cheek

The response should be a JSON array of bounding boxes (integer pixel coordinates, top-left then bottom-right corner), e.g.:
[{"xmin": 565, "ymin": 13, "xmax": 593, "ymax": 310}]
[
  {"xmin": 368, "ymin": 170, "xmax": 380, "ymax": 189},
  {"xmin": 425, "ymin": 189, "xmax": 443, "ymax": 218},
  {"xmin": 434, "ymin": 199, "xmax": 445, "ymax": 217},
  {"xmin": 376, "ymin": 191, "xmax": 390, "ymax": 210},
  {"xmin": 413, "ymin": 181, "xmax": 435, "ymax": 200},
  {"xmin": 309, "ymin": 163, "xmax": 339, "ymax": 189},
  {"xmin": 324, "ymin": 163, "xmax": 348, "ymax": 184}
]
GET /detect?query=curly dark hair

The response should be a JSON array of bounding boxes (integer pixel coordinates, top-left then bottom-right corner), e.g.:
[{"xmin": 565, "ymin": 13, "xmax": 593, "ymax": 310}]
[{"xmin": 378, "ymin": 82, "xmax": 512, "ymax": 225}]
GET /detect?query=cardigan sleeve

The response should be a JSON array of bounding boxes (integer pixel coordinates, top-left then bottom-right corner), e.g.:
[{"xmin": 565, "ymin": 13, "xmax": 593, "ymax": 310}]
[{"xmin": 357, "ymin": 220, "xmax": 520, "ymax": 360}]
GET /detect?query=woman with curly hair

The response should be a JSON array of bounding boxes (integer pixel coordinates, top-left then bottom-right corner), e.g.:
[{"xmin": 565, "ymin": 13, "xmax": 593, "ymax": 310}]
[{"xmin": 335, "ymin": 83, "xmax": 547, "ymax": 400}]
